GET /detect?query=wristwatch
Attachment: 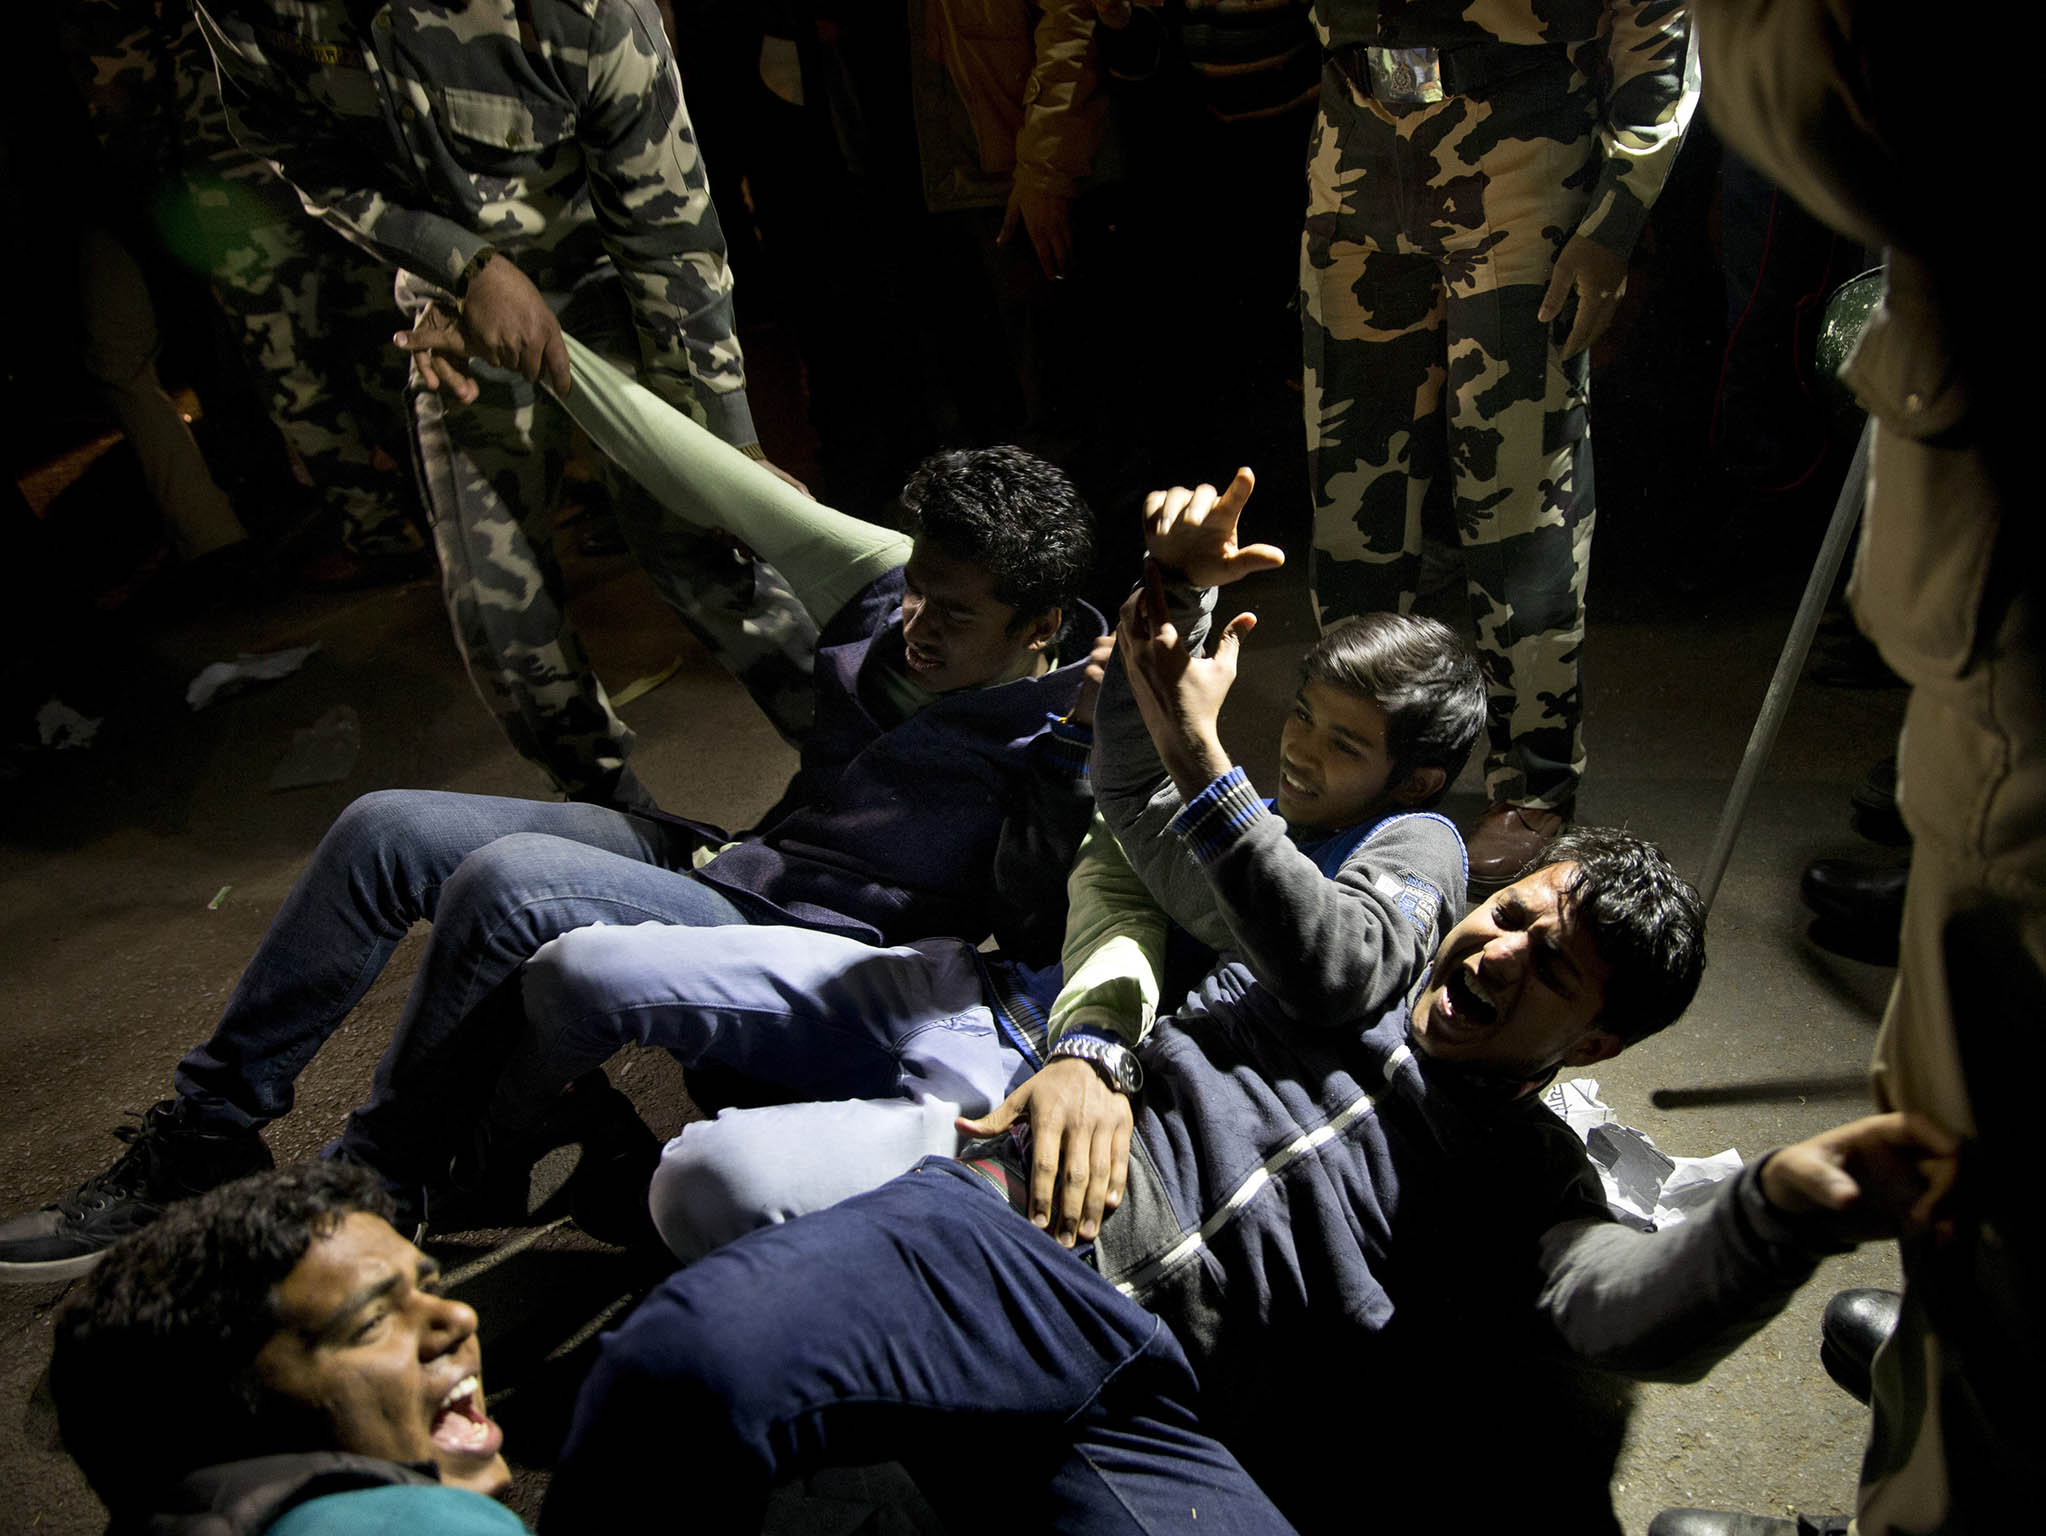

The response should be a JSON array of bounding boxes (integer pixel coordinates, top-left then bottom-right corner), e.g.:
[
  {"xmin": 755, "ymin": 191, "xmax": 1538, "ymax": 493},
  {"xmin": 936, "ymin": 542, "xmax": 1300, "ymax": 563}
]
[
  {"xmin": 457, "ymin": 245, "xmax": 502, "ymax": 299},
  {"xmin": 1049, "ymin": 1035, "xmax": 1144, "ymax": 1095}
]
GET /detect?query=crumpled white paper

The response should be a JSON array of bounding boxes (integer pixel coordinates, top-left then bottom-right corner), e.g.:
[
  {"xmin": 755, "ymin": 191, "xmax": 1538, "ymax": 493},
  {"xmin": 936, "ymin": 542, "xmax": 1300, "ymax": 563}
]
[
  {"xmin": 1546, "ymin": 1078, "xmax": 1743, "ymax": 1232},
  {"xmin": 187, "ymin": 644, "xmax": 320, "ymax": 710}
]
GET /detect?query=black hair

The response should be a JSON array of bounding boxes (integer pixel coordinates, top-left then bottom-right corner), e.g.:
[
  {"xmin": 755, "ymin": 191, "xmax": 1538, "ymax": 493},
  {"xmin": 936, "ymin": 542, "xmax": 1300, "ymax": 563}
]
[
  {"xmin": 50, "ymin": 1162, "xmax": 394, "ymax": 1512},
  {"xmin": 900, "ymin": 446, "xmax": 1095, "ymax": 632},
  {"xmin": 1532, "ymin": 826, "xmax": 1707, "ymax": 1044},
  {"xmin": 1299, "ymin": 614, "xmax": 1486, "ymax": 807}
]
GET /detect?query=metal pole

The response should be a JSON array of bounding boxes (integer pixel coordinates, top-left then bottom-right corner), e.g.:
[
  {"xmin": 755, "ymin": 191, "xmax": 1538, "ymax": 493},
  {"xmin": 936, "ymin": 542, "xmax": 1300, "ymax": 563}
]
[{"xmin": 1696, "ymin": 418, "xmax": 1874, "ymax": 910}]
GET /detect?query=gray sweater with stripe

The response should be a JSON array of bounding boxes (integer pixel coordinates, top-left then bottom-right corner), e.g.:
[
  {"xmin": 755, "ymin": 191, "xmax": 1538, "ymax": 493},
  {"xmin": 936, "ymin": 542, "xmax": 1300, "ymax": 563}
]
[{"xmin": 1088, "ymin": 584, "xmax": 1846, "ymax": 1524}]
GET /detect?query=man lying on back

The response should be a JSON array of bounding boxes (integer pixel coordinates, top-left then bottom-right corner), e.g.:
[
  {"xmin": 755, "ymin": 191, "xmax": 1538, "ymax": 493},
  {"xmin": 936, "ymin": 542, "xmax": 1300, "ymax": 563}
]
[{"xmin": 51, "ymin": 1163, "xmax": 524, "ymax": 1534}]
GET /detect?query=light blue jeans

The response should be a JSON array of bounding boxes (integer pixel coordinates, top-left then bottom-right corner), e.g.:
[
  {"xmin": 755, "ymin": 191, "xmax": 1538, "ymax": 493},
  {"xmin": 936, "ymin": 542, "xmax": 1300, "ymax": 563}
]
[
  {"xmin": 171, "ymin": 789, "xmax": 750, "ymax": 1191},
  {"xmin": 507, "ymin": 922, "xmax": 1031, "ymax": 1258}
]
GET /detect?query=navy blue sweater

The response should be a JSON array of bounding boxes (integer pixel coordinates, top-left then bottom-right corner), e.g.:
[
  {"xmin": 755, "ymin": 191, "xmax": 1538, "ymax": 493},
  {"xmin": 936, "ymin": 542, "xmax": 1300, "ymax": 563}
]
[{"xmin": 682, "ymin": 570, "xmax": 1105, "ymax": 958}]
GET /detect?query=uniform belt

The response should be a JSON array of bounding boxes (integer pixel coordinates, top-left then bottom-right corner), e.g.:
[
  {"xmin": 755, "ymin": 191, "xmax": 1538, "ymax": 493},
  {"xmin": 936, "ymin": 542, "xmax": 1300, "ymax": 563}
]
[{"xmin": 1330, "ymin": 40, "xmax": 1571, "ymax": 105}]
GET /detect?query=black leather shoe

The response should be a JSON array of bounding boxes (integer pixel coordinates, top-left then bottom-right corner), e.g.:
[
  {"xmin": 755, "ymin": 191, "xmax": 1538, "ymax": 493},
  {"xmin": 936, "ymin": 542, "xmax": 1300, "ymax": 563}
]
[
  {"xmin": 1848, "ymin": 756, "xmax": 1910, "ymax": 846},
  {"xmin": 1821, "ymin": 1286, "xmax": 1901, "ymax": 1405},
  {"xmin": 1801, "ymin": 857, "xmax": 1907, "ymax": 963},
  {"xmin": 1801, "ymin": 858, "xmax": 1908, "ymax": 925},
  {"xmin": 1649, "ymin": 1511, "xmax": 1849, "ymax": 1536}
]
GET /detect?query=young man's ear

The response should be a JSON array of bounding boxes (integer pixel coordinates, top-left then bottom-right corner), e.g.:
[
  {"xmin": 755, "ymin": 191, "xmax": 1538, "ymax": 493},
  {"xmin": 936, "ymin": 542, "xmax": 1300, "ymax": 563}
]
[
  {"xmin": 1017, "ymin": 605, "xmax": 1062, "ymax": 652},
  {"xmin": 1391, "ymin": 765, "xmax": 1447, "ymax": 807},
  {"xmin": 1560, "ymin": 1028, "xmax": 1626, "ymax": 1069}
]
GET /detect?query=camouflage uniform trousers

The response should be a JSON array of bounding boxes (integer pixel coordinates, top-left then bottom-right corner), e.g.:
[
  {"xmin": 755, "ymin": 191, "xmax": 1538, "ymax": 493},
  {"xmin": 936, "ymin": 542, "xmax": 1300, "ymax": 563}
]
[
  {"xmin": 1302, "ymin": 56, "xmax": 1601, "ymax": 810},
  {"xmin": 204, "ymin": 182, "xmax": 424, "ymax": 558},
  {"xmin": 397, "ymin": 270, "xmax": 817, "ymax": 801}
]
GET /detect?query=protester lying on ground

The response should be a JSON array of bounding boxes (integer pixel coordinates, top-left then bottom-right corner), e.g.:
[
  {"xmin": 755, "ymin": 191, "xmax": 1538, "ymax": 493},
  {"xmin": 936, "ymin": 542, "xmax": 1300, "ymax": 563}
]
[
  {"xmin": 0, "ymin": 422, "xmax": 1103, "ymax": 1281},
  {"xmin": 454, "ymin": 466, "xmax": 1483, "ymax": 1260},
  {"xmin": 51, "ymin": 1162, "xmax": 527, "ymax": 1535},
  {"xmin": 542, "ymin": 805, "xmax": 1959, "ymax": 1530}
]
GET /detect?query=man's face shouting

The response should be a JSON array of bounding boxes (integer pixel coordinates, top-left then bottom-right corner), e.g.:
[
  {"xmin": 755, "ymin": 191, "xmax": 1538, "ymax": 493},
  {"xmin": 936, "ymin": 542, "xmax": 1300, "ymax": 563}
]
[
  {"xmin": 1410, "ymin": 862, "xmax": 1625, "ymax": 1085},
  {"xmin": 252, "ymin": 1212, "xmax": 509, "ymax": 1495}
]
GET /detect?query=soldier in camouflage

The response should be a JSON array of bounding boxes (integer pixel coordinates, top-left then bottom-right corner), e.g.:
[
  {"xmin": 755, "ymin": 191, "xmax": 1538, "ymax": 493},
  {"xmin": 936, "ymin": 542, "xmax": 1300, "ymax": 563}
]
[
  {"xmin": 62, "ymin": 0, "xmax": 424, "ymax": 564},
  {"xmin": 1301, "ymin": 1, "xmax": 1697, "ymax": 884},
  {"xmin": 192, "ymin": 0, "xmax": 818, "ymax": 806}
]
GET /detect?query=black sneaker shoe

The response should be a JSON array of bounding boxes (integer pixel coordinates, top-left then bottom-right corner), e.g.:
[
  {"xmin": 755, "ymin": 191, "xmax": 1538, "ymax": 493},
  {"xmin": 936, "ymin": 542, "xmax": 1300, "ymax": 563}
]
[{"xmin": 0, "ymin": 1101, "xmax": 272, "ymax": 1284}]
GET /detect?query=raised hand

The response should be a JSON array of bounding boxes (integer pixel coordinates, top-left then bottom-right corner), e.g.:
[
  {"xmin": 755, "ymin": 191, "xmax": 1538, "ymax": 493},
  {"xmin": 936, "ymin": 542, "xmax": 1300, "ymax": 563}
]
[
  {"xmin": 1141, "ymin": 467, "xmax": 1284, "ymax": 589},
  {"xmin": 1117, "ymin": 561, "xmax": 1253, "ymax": 798}
]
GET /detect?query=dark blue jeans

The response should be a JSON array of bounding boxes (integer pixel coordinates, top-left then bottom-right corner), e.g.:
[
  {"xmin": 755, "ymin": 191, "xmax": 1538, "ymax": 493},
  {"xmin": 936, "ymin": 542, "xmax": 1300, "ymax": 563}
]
[
  {"xmin": 545, "ymin": 1159, "xmax": 1297, "ymax": 1535},
  {"xmin": 170, "ymin": 789, "xmax": 746, "ymax": 1187}
]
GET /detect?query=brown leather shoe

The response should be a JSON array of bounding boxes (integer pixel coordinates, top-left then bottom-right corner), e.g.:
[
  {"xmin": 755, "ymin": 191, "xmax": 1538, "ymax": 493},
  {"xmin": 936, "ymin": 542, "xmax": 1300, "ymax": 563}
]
[{"xmin": 1464, "ymin": 801, "xmax": 1568, "ymax": 892}]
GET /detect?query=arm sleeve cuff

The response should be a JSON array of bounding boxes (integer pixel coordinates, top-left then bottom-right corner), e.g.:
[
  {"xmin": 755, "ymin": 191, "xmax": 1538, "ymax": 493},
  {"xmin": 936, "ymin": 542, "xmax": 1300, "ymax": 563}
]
[
  {"xmin": 1045, "ymin": 715, "xmax": 1094, "ymax": 769},
  {"xmin": 1167, "ymin": 767, "xmax": 1267, "ymax": 862},
  {"xmin": 699, "ymin": 385, "xmax": 758, "ymax": 450},
  {"xmin": 1737, "ymin": 1153, "xmax": 1859, "ymax": 1259}
]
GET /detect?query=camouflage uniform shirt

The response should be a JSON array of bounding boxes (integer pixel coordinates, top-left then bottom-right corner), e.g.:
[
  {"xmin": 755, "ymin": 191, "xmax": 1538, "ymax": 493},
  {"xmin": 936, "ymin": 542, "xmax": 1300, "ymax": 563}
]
[{"xmin": 192, "ymin": 0, "xmax": 755, "ymax": 444}]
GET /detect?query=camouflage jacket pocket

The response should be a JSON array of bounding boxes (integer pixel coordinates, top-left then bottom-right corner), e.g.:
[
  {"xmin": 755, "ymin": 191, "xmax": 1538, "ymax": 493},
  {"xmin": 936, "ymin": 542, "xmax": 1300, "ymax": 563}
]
[{"xmin": 436, "ymin": 86, "xmax": 576, "ymax": 163}]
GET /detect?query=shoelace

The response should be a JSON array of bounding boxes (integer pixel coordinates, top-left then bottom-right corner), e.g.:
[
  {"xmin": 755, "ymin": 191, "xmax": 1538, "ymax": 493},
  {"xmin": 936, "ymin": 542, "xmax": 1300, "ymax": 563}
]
[{"xmin": 55, "ymin": 1117, "xmax": 161, "ymax": 1220}]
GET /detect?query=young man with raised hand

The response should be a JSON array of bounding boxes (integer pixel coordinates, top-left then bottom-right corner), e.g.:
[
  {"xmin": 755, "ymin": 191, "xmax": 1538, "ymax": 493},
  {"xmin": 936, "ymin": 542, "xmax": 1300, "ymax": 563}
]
[
  {"xmin": 538, "ymin": 476, "xmax": 1959, "ymax": 1533},
  {"xmin": 50, "ymin": 1163, "xmax": 524, "ymax": 1534},
  {"xmin": 0, "ymin": 421, "xmax": 1105, "ymax": 1280}
]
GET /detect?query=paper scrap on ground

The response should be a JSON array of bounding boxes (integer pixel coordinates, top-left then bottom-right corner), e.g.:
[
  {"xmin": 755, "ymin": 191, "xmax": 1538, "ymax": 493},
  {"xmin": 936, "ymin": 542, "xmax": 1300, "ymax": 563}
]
[
  {"xmin": 187, "ymin": 644, "xmax": 320, "ymax": 710},
  {"xmin": 610, "ymin": 656, "xmax": 682, "ymax": 709},
  {"xmin": 270, "ymin": 705, "xmax": 362, "ymax": 790},
  {"xmin": 37, "ymin": 699, "xmax": 102, "ymax": 750},
  {"xmin": 1547, "ymin": 1078, "xmax": 1743, "ymax": 1232}
]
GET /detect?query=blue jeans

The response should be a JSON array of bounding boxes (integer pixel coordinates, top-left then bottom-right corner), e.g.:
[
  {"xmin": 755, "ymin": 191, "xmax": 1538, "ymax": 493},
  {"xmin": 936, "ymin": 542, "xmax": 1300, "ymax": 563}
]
[
  {"xmin": 503, "ymin": 923, "xmax": 1031, "ymax": 1257},
  {"xmin": 170, "ymin": 789, "xmax": 746, "ymax": 1187},
  {"xmin": 544, "ymin": 1159, "xmax": 1296, "ymax": 1535}
]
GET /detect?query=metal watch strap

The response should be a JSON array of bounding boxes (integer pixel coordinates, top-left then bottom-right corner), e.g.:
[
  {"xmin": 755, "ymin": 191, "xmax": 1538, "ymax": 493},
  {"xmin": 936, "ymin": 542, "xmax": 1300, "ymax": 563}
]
[{"xmin": 1049, "ymin": 1035, "xmax": 1143, "ymax": 1095}]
